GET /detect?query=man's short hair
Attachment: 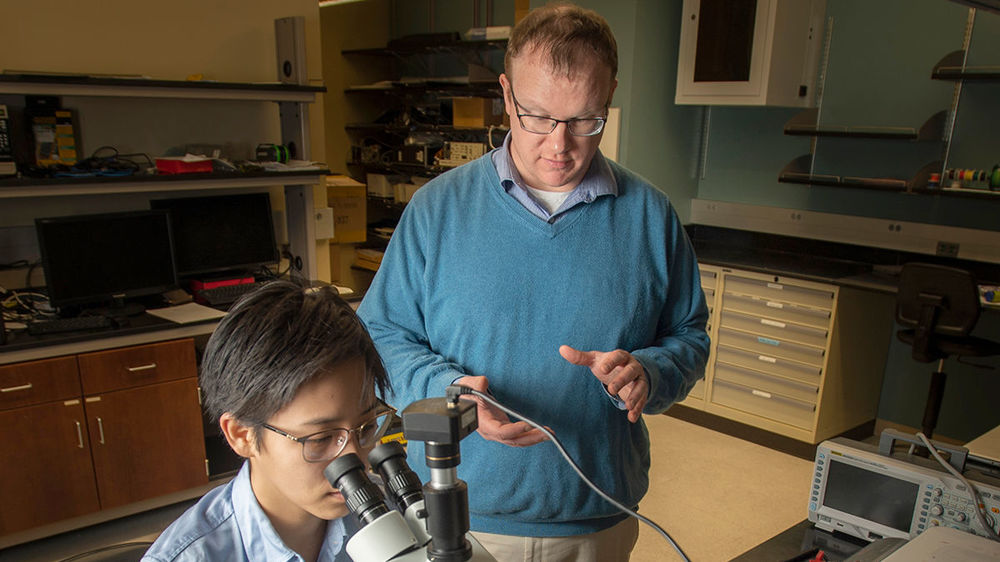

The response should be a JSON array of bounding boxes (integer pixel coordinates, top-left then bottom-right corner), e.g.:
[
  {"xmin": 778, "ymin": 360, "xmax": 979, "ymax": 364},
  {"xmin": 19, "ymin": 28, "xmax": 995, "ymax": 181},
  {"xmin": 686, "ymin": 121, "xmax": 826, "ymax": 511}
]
[
  {"xmin": 505, "ymin": 2, "xmax": 618, "ymax": 80},
  {"xmin": 200, "ymin": 280, "xmax": 389, "ymax": 437}
]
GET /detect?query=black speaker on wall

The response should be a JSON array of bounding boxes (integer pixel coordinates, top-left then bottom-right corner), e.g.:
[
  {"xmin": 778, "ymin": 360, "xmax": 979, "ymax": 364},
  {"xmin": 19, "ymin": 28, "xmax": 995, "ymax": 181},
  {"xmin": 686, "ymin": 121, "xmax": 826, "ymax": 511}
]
[{"xmin": 275, "ymin": 16, "xmax": 307, "ymax": 85}]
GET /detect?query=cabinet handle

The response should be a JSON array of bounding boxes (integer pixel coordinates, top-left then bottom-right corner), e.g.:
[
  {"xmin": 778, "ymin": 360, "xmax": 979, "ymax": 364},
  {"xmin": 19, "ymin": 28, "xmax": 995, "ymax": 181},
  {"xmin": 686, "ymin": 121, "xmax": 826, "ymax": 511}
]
[
  {"xmin": 97, "ymin": 417, "xmax": 105, "ymax": 445},
  {"xmin": 1, "ymin": 383, "xmax": 32, "ymax": 393},
  {"xmin": 75, "ymin": 421, "xmax": 84, "ymax": 449},
  {"xmin": 126, "ymin": 363, "xmax": 157, "ymax": 372}
]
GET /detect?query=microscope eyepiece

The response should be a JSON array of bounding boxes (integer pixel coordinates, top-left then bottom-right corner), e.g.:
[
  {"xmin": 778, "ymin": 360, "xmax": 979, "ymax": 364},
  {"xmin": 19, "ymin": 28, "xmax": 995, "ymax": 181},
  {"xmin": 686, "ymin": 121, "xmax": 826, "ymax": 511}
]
[
  {"xmin": 324, "ymin": 453, "xmax": 391, "ymax": 526},
  {"xmin": 368, "ymin": 442, "xmax": 424, "ymax": 512}
]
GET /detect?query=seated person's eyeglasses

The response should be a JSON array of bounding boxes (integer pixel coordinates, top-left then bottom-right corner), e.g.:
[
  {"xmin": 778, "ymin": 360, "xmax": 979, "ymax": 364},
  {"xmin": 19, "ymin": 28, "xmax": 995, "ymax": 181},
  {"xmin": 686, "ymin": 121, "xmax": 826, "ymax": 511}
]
[
  {"xmin": 509, "ymin": 86, "xmax": 608, "ymax": 137},
  {"xmin": 261, "ymin": 398, "xmax": 397, "ymax": 463}
]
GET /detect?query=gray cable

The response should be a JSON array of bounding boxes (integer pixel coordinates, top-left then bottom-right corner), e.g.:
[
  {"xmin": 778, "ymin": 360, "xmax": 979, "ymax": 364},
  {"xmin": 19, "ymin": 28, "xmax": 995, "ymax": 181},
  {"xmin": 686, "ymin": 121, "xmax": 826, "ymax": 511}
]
[
  {"xmin": 917, "ymin": 432, "xmax": 999, "ymax": 541},
  {"xmin": 452, "ymin": 386, "xmax": 691, "ymax": 562}
]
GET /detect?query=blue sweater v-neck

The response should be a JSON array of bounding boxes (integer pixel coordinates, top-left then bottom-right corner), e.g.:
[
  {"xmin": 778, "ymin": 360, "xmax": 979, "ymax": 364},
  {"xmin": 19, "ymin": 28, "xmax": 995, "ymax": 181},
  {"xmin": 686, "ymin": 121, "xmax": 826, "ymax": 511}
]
[{"xmin": 359, "ymin": 153, "xmax": 709, "ymax": 536}]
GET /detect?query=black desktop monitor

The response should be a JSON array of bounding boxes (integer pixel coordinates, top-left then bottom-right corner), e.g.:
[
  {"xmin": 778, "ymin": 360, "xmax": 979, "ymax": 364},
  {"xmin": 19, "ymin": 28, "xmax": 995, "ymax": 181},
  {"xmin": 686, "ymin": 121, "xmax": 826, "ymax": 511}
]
[
  {"xmin": 35, "ymin": 210, "xmax": 178, "ymax": 311},
  {"xmin": 151, "ymin": 192, "xmax": 279, "ymax": 279}
]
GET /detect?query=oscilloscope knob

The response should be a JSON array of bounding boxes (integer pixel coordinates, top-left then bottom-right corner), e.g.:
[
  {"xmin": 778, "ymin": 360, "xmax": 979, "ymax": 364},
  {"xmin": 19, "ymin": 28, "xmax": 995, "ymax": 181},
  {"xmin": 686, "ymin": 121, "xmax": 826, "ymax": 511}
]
[
  {"xmin": 930, "ymin": 505, "xmax": 944, "ymax": 516},
  {"xmin": 954, "ymin": 512, "xmax": 967, "ymax": 523}
]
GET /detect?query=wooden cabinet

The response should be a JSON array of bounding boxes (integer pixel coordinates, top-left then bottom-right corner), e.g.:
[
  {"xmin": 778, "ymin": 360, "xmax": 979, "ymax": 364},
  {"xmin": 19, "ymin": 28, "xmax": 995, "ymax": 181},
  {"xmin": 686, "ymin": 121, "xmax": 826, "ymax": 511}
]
[
  {"xmin": 674, "ymin": 0, "xmax": 826, "ymax": 107},
  {"xmin": 681, "ymin": 265, "xmax": 894, "ymax": 444},
  {"xmin": 0, "ymin": 339, "xmax": 207, "ymax": 537},
  {"xmin": 0, "ymin": 394, "xmax": 100, "ymax": 534}
]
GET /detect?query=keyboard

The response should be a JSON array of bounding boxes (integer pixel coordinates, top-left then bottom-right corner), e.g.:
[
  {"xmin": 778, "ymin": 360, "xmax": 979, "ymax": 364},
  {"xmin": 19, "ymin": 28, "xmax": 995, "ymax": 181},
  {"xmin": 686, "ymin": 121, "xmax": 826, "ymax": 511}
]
[
  {"xmin": 197, "ymin": 282, "xmax": 263, "ymax": 306},
  {"xmin": 27, "ymin": 315, "xmax": 114, "ymax": 336}
]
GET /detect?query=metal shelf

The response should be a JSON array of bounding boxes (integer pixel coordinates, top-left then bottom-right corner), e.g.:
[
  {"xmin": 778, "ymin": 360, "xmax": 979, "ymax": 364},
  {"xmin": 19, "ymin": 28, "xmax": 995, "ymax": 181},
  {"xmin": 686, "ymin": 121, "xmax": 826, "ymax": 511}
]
[
  {"xmin": 0, "ymin": 74, "xmax": 325, "ymax": 102},
  {"xmin": 931, "ymin": 50, "xmax": 1000, "ymax": 81},
  {"xmin": 0, "ymin": 170, "xmax": 330, "ymax": 199},
  {"xmin": 783, "ymin": 108, "xmax": 946, "ymax": 141}
]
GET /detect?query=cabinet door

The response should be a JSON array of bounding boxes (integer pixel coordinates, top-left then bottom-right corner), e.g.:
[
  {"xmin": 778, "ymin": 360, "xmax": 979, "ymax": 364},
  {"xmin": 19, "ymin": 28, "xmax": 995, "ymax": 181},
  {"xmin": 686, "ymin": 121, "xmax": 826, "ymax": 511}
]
[
  {"xmin": 0, "ymin": 400, "xmax": 100, "ymax": 535},
  {"xmin": 84, "ymin": 378, "xmax": 208, "ymax": 509}
]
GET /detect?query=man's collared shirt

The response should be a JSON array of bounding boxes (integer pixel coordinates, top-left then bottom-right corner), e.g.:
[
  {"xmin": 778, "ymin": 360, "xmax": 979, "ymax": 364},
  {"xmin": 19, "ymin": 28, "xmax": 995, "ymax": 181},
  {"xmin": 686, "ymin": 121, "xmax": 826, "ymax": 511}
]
[
  {"xmin": 142, "ymin": 462, "xmax": 355, "ymax": 561},
  {"xmin": 490, "ymin": 132, "xmax": 618, "ymax": 223}
]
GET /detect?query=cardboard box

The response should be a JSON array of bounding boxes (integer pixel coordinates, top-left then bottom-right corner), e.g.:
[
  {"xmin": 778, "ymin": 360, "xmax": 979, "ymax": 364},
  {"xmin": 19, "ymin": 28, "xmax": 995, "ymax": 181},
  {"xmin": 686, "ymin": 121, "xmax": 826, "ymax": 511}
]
[
  {"xmin": 452, "ymin": 97, "xmax": 504, "ymax": 128},
  {"xmin": 326, "ymin": 175, "xmax": 367, "ymax": 243}
]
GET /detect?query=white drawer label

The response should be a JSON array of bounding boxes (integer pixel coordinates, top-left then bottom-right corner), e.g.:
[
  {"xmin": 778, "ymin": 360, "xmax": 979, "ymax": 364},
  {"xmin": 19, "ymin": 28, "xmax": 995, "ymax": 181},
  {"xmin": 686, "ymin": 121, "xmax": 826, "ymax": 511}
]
[
  {"xmin": 757, "ymin": 355, "xmax": 777, "ymax": 364},
  {"xmin": 761, "ymin": 318, "xmax": 786, "ymax": 328},
  {"xmin": 767, "ymin": 283, "xmax": 784, "ymax": 290},
  {"xmin": 766, "ymin": 301, "xmax": 784, "ymax": 309},
  {"xmin": 751, "ymin": 389, "xmax": 773, "ymax": 399}
]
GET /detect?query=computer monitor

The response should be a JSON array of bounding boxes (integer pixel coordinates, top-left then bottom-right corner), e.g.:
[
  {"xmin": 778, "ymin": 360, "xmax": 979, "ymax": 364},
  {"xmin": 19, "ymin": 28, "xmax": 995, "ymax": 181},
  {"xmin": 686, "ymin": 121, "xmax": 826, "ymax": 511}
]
[
  {"xmin": 150, "ymin": 192, "xmax": 279, "ymax": 279},
  {"xmin": 35, "ymin": 210, "xmax": 178, "ymax": 312}
]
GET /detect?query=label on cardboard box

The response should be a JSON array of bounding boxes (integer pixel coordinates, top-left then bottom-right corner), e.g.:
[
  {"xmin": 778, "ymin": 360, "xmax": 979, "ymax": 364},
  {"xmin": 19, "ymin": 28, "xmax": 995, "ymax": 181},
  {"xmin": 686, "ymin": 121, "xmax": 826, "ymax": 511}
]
[{"xmin": 326, "ymin": 175, "xmax": 367, "ymax": 244}]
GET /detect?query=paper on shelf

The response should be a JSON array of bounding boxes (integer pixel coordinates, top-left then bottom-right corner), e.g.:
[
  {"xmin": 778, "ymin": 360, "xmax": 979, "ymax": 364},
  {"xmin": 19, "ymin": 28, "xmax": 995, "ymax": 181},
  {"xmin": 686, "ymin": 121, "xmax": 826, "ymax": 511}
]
[{"xmin": 147, "ymin": 302, "xmax": 227, "ymax": 324}]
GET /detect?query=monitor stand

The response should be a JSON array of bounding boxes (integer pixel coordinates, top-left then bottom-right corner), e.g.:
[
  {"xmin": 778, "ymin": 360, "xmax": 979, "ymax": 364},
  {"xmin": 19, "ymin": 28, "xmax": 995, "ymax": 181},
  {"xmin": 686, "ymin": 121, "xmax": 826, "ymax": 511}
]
[{"xmin": 88, "ymin": 299, "xmax": 146, "ymax": 319}]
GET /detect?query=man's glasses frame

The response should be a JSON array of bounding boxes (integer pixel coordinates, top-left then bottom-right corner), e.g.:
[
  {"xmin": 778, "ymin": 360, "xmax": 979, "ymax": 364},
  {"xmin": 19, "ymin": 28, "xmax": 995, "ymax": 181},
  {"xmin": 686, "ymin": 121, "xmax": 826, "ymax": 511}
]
[
  {"xmin": 260, "ymin": 398, "xmax": 397, "ymax": 463},
  {"xmin": 508, "ymin": 86, "xmax": 608, "ymax": 137}
]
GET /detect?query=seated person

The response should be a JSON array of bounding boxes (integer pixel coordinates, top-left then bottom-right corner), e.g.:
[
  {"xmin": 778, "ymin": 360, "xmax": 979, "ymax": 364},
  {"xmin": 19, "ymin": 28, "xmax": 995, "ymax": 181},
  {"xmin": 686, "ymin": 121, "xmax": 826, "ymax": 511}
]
[{"xmin": 143, "ymin": 281, "xmax": 392, "ymax": 562}]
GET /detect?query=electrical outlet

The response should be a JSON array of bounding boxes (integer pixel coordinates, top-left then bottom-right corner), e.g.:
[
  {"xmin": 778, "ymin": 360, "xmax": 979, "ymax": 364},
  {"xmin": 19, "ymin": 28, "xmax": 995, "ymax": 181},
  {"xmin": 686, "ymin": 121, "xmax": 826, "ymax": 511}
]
[{"xmin": 936, "ymin": 241, "xmax": 959, "ymax": 257}]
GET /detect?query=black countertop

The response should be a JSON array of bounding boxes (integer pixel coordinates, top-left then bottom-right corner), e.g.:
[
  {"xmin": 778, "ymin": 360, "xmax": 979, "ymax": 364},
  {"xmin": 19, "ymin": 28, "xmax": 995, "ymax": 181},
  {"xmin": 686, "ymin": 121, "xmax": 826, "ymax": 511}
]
[{"xmin": 686, "ymin": 225, "xmax": 1000, "ymax": 294}]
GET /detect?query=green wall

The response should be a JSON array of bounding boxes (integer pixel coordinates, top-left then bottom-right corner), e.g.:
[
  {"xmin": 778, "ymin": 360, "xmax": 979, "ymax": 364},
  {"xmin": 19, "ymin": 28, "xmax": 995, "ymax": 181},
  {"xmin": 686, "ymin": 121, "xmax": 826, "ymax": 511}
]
[{"xmin": 388, "ymin": 0, "xmax": 1000, "ymax": 442}]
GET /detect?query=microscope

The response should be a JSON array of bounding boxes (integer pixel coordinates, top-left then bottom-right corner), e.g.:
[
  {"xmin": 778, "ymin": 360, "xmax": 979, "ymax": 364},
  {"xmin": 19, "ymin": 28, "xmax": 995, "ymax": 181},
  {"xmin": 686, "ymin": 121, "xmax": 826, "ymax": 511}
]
[{"xmin": 324, "ymin": 390, "xmax": 496, "ymax": 562}]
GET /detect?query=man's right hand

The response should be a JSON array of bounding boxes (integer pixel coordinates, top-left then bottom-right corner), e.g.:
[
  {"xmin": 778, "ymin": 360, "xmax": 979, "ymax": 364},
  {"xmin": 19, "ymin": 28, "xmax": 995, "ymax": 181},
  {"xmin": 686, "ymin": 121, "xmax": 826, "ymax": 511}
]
[{"xmin": 454, "ymin": 375, "xmax": 550, "ymax": 447}]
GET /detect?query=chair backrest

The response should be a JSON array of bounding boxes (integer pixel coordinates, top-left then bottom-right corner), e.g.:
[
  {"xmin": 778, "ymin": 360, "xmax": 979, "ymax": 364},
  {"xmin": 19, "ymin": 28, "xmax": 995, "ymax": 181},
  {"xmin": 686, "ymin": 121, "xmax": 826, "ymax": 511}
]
[
  {"xmin": 896, "ymin": 263, "xmax": 981, "ymax": 362},
  {"xmin": 896, "ymin": 263, "xmax": 981, "ymax": 336}
]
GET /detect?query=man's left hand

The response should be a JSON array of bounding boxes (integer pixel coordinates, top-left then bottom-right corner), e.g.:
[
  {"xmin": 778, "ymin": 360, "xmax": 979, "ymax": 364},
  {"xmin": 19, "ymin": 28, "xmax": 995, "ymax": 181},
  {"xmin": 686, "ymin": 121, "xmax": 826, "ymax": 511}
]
[{"xmin": 559, "ymin": 345, "xmax": 648, "ymax": 423}]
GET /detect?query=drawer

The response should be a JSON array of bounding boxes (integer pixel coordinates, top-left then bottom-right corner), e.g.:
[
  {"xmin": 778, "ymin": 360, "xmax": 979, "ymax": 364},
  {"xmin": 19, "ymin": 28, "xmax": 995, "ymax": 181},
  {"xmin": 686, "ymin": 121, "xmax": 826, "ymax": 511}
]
[
  {"xmin": 0, "ymin": 356, "xmax": 81, "ymax": 410},
  {"xmin": 719, "ymin": 309, "xmax": 829, "ymax": 349},
  {"xmin": 78, "ymin": 339, "xmax": 197, "ymax": 395},
  {"xmin": 722, "ymin": 292, "xmax": 831, "ymax": 330},
  {"xmin": 714, "ymin": 361, "xmax": 818, "ymax": 404},
  {"xmin": 712, "ymin": 378, "xmax": 816, "ymax": 430},
  {"xmin": 716, "ymin": 344, "xmax": 822, "ymax": 385},
  {"xmin": 723, "ymin": 275, "xmax": 835, "ymax": 310},
  {"xmin": 717, "ymin": 327, "xmax": 825, "ymax": 367},
  {"xmin": 700, "ymin": 268, "xmax": 718, "ymax": 291}
]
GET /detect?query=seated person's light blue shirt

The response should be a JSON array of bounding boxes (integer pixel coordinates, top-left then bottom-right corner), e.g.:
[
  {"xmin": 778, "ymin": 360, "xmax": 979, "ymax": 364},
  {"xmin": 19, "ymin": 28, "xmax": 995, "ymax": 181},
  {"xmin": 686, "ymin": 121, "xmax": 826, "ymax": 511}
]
[{"xmin": 142, "ymin": 462, "xmax": 356, "ymax": 562}]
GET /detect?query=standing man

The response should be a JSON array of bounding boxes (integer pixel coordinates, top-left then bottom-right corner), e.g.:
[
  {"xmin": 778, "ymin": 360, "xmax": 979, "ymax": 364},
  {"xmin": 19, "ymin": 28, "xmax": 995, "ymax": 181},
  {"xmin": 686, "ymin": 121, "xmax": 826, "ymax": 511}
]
[{"xmin": 358, "ymin": 3, "xmax": 709, "ymax": 561}]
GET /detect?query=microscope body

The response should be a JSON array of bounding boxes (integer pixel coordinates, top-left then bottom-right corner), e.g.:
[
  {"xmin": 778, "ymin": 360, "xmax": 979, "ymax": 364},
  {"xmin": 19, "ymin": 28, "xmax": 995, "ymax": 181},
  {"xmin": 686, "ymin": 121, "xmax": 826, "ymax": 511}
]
[{"xmin": 326, "ymin": 395, "xmax": 497, "ymax": 562}]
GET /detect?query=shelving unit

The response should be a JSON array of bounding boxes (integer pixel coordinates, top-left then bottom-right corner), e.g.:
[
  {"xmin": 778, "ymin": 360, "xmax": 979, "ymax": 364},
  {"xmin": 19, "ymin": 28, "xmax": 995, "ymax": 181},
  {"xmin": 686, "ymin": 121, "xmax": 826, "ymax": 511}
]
[
  {"xmin": 341, "ymin": 37, "xmax": 506, "ymax": 180},
  {"xmin": 775, "ymin": 6, "xmax": 1000, "ymax": 201},
  {"xmin": 0, "ymin": 73, "xmax": 328, "ymax": 279}
]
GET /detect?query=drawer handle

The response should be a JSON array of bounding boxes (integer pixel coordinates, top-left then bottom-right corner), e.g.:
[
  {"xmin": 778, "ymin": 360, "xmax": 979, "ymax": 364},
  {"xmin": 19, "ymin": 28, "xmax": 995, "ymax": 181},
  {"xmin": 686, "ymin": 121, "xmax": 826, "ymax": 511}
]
[
  {"xmin": 757, "ymin": 355, "xmax": 777, "ymax": 364},
  {"xmin": 760, "ymin": 318, "xmax": 786, "ymax": 329},
  {"xmin": 1, "ymin": 383, "xmax": 33, "ymax": 393},
  {"xmin": 126, "ymin": 363, "xmax": 157, "ymax": 372},
  {"xmin": 75, "ymin": 420, "xmax": 84, "ymax": 449},
  {"xmin": 97, "ymin": 417, "xmax": 105, "ymax": 445},
  {"xmin": 751, "ymin": 389, "xmax": 773, "ymax": 399}
]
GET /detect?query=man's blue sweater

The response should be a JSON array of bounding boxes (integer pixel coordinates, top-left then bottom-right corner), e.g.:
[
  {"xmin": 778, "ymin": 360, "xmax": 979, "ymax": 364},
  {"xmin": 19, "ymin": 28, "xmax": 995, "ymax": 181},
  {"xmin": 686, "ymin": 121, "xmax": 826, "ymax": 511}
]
[{"xmin": 358, "ymin": 153, "xmax": 709, "ymax": 537}]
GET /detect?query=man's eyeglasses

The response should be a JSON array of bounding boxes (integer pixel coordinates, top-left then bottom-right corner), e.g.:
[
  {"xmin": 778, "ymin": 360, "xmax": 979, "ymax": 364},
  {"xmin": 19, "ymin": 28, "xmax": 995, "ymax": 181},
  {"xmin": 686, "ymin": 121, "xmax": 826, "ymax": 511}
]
[
  {"xmin": 261, "ymin": 399, "xmax": 397, "ymax": 463},
  {"xmin": 509, "ymin": 87, "xmax": 607, "ymax": 137}
]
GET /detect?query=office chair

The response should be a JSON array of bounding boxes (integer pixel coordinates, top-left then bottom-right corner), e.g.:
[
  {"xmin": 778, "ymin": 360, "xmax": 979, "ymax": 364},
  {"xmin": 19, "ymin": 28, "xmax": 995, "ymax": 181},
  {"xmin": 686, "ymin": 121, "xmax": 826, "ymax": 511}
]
[{"xmin": 896, "ymin": 263, "xmax": 1000, "ymax": 439}]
